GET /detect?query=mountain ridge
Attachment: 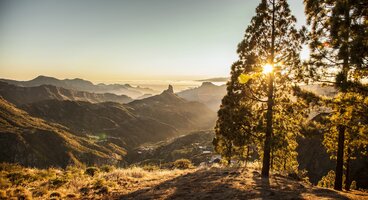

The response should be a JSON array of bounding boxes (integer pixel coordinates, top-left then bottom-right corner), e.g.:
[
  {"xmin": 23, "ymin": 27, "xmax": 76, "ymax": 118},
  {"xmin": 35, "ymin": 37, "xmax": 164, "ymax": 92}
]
[
  {"xmin": 0, "ymin": 81, "xmax": 133, "ymax": 106},
  {"xmin": 0, "ymin": 75, "xmax": 157, "ymax": 98}
]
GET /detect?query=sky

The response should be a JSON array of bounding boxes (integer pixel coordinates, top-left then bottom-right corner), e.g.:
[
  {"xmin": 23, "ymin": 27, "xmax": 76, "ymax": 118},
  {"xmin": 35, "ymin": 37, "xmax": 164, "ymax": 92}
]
[{"xmin": 0, "ymin": 0, "xmax": 306, "ymax": 83}]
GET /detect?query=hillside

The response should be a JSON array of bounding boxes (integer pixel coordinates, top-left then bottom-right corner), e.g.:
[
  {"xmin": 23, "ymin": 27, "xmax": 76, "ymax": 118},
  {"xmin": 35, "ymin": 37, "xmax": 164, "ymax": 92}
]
[
  {"xmin": 0, "ymin": 98, "xmax": 127, "ymax": 168},
  {"xmin": 19, "ymin": 86, "xmax": 216, "ymax": 147},
  {"xmin": 0, "ymin": 81, "xmax": 133, "ymax": 106},
  {"xmin": 130, "ymin": 85, "xmax": 217, "ymax": 132},
  {"xmin": 127, "ymin": 131, "xmax": 215, "ymax": 165},
  {"xmin": 177, "ymin": 82, "xmax": 226, "ymax": 111},
  {"xmin": 0, "ymin": 76, "xmax": 157, "ymax": 98},
  {"xmin": 20, "ymin": 100, "xmax": 179, "ymax": 147}
]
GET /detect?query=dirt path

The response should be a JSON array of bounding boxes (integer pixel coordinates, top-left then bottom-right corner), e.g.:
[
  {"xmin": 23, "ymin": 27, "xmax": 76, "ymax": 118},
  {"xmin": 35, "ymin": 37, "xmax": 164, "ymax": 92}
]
[{"xmin": 110, "ymin": 167, "xmax": 368, "ymax": 200}]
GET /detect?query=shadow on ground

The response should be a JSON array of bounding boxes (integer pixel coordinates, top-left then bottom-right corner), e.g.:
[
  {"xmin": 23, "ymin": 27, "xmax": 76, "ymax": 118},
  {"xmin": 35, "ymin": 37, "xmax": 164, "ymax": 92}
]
[{"xmin": 116, "ymin": 168, "xmax": 350, "ymax": 200}]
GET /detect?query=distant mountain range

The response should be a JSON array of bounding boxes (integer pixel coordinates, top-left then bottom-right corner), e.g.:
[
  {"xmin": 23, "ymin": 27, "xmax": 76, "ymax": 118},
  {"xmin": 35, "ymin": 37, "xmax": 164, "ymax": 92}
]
[
  {"xmin": 0, "ymin": 81, "xmax": 132, "ymax": 106},
  {"xmin": 0, "ymin": 97, "xmax": 127, "ymax": 168},
  {"xmin": 0, "ymin": 75, "xmax": 157, "ymax": 99},
  {"xmin": 196, "ymin": 77, "xmax": 229, "ymax": 82},
  {"xmin": 0, "ymin": 80, "xmax": 216, "ymax": 167},
  {"xmin": 177, "ymin": 82, "xmax": 226, "ymax": 111}
]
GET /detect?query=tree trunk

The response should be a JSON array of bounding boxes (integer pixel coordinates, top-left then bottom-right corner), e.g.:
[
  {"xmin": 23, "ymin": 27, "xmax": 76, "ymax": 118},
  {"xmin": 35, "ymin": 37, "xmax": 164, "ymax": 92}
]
[
  {"xmin": 271, "ymin": 148, "xmax": 274, "ymax": 171},
  {"xmin": 261, "ymin": 0, "xmax": 275, "ymax": 178},
  {"xmin": 335, "ymin": 1, "xmax": 350, "ymax": 191},
  {"xmin": 345, "ymin": 148, "xmax": 352, "ymax": 191},
  {"xmin": 334, "ymin": 125, "xmax": 345, "ymax": 191}
]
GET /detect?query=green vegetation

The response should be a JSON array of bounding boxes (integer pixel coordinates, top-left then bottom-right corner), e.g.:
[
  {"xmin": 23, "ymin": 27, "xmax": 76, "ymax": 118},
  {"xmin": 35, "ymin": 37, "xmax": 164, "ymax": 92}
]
[
  {"xmin": 214, "ymin": 0, "xmax": 307, "ymax": 177},
  {"xmin": 214, "ymin": 0, "xmax": 367, "ymax": 191}
]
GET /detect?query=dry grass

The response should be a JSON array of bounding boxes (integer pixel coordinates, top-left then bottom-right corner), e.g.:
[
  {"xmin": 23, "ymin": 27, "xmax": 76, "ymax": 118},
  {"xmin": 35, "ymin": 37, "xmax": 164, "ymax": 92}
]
[
  {"xmin": 0, "ymin": 163, "xmax": 192, "ymax": 199},
  {"xmin": 1, "ymin": 163, "xmax": 367, "ymax": 200}
]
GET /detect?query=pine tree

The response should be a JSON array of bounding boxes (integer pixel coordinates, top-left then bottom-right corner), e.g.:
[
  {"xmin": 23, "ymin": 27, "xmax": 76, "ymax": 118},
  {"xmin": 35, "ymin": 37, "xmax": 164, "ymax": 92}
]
[
  {"xmin": 304, "ymin": 0, "xmax": 368, "ymax": 190},
  {"xmin": 215, "ymin": 0, "xmax": 306, "ymax": 177},
  {"xmin": 214, "ymin": 61, "xmax": 255, "ymax": 165},
  {"xmin": 239, "ymin": 0, "xmax": 306, "ymax": 177}
]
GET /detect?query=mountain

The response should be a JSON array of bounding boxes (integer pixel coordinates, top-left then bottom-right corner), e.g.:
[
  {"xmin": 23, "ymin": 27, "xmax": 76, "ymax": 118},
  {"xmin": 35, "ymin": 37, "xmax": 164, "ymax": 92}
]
[
  {"xmin": 129, "ymin": 85, "xmax": 217, "ymax": 132},
  {"xmin": 0, "ymin": 75, "xmax": 157, "ymax": 98},
  {"xmin": 20, "ymin": 100, "xmax": 179, "ymax": 147},
  {"xmin": 19, "ymin": 85, "xmax": 216, "ymax": 147},
  {"xmin": 0, "ymin": 81, "xmax": 132, "ymax": 106},
  {"xmin": 196, "ymin": 77, "xmax": 229, "ymax": 82},
  {"xmin": 177, "ymin": 82, "xmax": 226, "ymax": 111},
  {"xmin": 0, "ymin": 97, "xmax": 127, "ymax": 168}
]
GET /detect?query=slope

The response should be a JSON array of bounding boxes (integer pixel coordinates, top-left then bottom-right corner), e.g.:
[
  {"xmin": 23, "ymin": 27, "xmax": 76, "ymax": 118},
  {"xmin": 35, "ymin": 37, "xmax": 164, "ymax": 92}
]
[{"xmin": 0, "ymin": 97, "xmax": 127, "ymax": 168}]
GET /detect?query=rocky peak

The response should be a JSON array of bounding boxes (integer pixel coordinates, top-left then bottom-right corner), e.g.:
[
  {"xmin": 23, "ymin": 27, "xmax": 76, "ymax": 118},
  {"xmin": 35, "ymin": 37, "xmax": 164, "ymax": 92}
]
[
  {"xmin": 162, "ymin": 85, "xmax": 174, "ymax": 94},
  {"xmin": 201, "ymin": 82, "xmax": 215, "ymax": 87}
]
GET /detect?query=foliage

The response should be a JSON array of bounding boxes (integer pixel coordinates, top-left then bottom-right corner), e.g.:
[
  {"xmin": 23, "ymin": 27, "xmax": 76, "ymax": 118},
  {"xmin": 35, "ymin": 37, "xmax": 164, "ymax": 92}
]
[
  {"xmin": 304, "ymin": 0, "xmax": 368, "ymax": 190},
  {"xmin": 173, "ymin": 159, "xmax": 193, "ymax": 169},
  {"xmin": 214, "ymin": 0, "xmax": 307, "ymax": 176},
  {"xmin": 85, "ymin": 167, "xmax": 100, "ymax": 177}
]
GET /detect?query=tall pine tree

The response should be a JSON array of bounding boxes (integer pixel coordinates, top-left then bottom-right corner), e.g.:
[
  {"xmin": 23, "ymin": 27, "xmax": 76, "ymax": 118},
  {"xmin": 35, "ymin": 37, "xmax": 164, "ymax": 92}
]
[
  {"xmin": 304, "ymin": 0, "xmax": 368, "ymax": 190},
  {"xmin": 215, "ymin": 0, "xmax": 306, "ymax": 177}
]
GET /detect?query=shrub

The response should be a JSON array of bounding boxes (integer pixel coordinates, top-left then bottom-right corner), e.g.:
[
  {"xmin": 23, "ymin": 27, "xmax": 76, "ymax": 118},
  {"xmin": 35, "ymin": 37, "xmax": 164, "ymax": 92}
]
[
  {"xmin": 32, "ymin": 187, "xmax": 48, "ymax": 197},
  {"xmin": 65, "ymin": 193, "xmax": 77, "ymax": 199},
  {"xmin": 85, "ymin": 167, "xmax": 99, "ymax": 177},
  {"xmin": 49, "ymin": 191, "xmax": 62, "ymax": 199},
  {"xmin": 318, "ymin": 170, "xmax": 335, "ymax": 188},
  {"xmin": 100, "ymin": 165, "xmax": 115, "ymax": 173},
  {"xmin": 96, "ymin": 186, "xmax": 109, "ymax": 194},
  {"xmin": 350, "ymin": 181, "xmax": 357, "ymax": 190},
  {"xmin": 49, "ymin": 176, "xmax": 68, "ymax": 188},
  {"xmin": 317, "ymin": 170, "xmax": 345, "ymax": 189},
  {"xmin": 173, "ymin": 159, "xmax": 193, "ymax": 169}
]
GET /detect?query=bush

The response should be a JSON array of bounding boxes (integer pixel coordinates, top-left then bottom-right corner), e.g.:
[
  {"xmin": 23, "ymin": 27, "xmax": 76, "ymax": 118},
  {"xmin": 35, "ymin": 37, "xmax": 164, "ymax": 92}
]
[
  {"xmin": 173, "ymin": 159, "xmax": 193, "ymax": 169},
  {"xmin": 49, "ymin": 191, "xmax": 62, "ymax": 199},
  {"xmin": 318, "ymin": 170, "xmax": 335, "ymax": 188},
  {"xmin": 65, "ymin": 193, "xmax": 77, "ymax": 199},
  {"xmin": 85, "ymin": 167, "xmax": 99, "ymax": 177},
  {"xmin": 49, "ymin": 177, "xmax": 68, "ymax": 188},
  {"xmin": 100, "ymin": 165, "xmax": 115, "ymax": 173},
  {"xmin": 317, "ymin": 170, "xmax": 345, "ymax": 189},
  {"xmin": 350, "ymin": 180, "xmax": 357, "ymax": 190},
  {"xmin": 32, "ymin": 187, "xmax": 48, "ymax": 197}
]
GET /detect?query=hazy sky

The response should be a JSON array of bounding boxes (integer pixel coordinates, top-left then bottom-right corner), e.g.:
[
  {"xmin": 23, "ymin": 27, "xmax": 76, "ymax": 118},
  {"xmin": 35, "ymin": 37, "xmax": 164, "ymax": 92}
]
[{"xmin": 0, "ymin": 0, "xmax": 306, "ymax": 83}]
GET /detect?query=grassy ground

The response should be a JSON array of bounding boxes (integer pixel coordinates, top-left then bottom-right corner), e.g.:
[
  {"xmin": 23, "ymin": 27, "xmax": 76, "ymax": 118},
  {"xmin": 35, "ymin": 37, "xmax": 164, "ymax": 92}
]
[{"xmin": 0, "ymin": 163, "xmax": 367, "ymax": 200}]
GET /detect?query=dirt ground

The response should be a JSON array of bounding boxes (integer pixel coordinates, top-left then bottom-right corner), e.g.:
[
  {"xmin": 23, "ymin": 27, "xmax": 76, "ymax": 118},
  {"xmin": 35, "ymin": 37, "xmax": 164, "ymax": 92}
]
[{"xmin": 109, "ymin": 167, "xmax": 368, "ymax": 200}]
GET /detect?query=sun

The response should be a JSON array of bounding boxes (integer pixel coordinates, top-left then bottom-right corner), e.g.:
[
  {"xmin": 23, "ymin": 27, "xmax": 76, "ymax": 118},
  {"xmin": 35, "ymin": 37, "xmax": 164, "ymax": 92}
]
[{"xmin": 262, "ymin": 64, "xmax": 273, "ymax": 74}]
